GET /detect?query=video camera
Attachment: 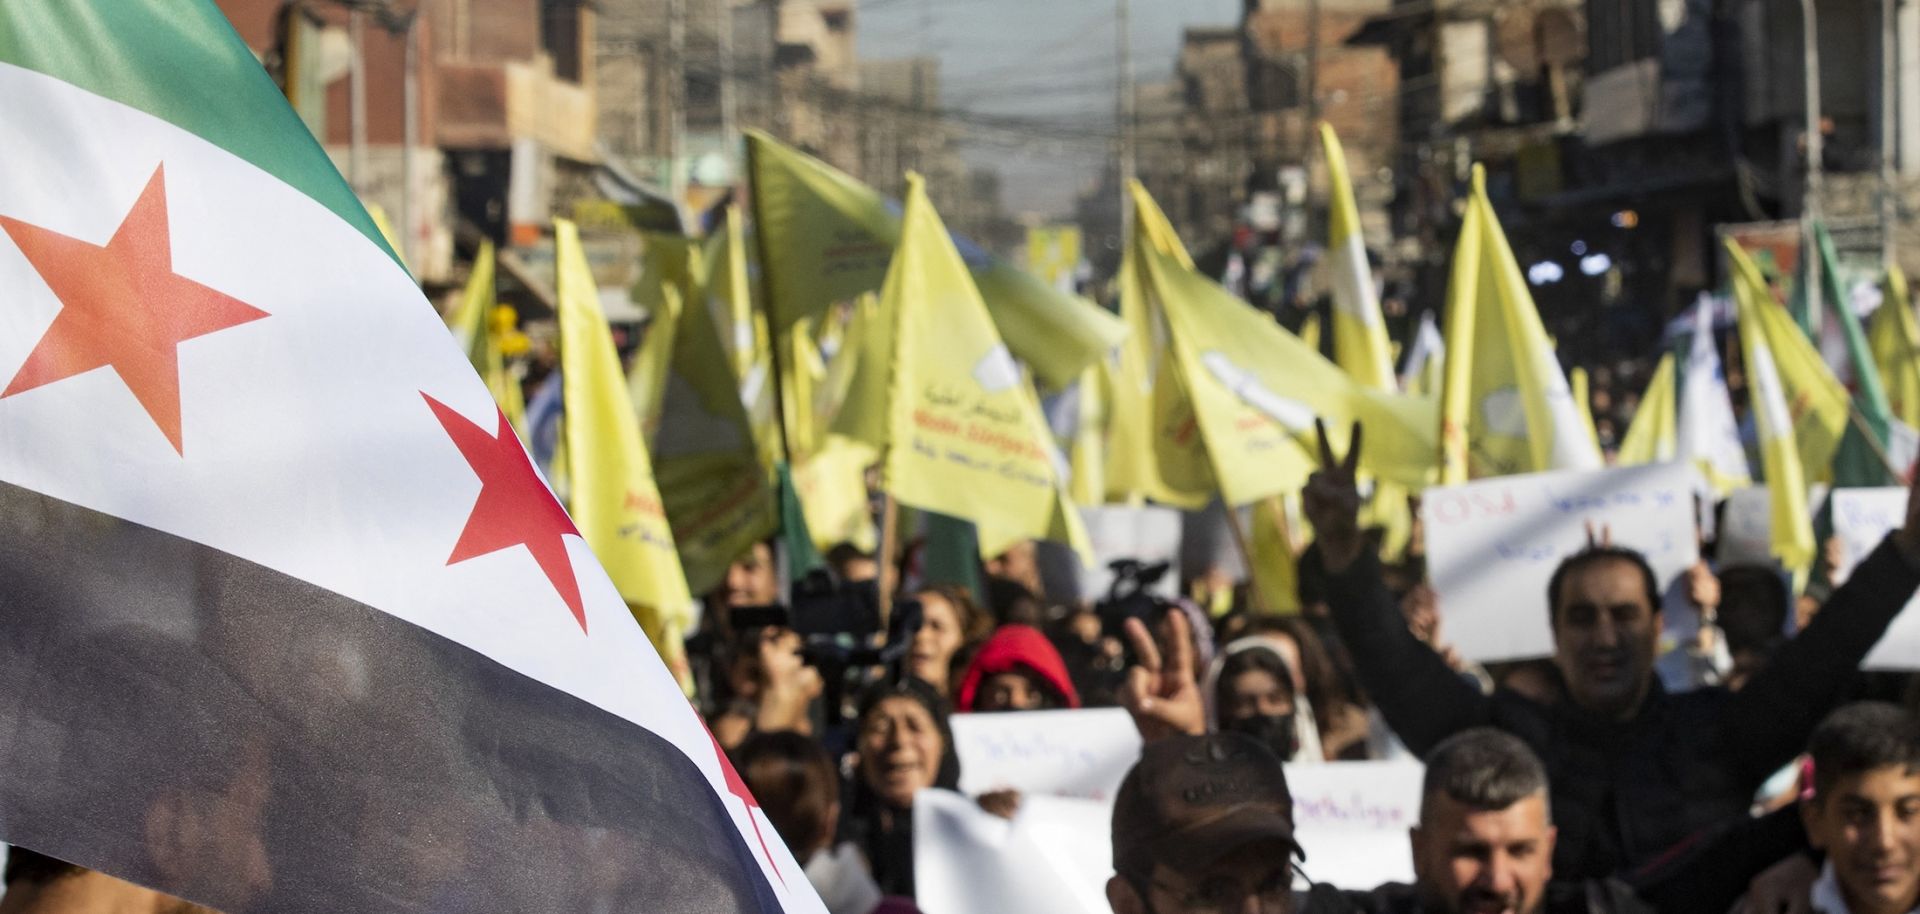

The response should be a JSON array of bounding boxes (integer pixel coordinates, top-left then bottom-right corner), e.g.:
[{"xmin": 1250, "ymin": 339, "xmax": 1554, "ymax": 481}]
[
  {"xmin": 1093, "ymin": 558, "xmax": 1174, "ymax": 641},
  {"xmin": 730, "ymin": 568, "xmax": 924, "ymax": 726}
]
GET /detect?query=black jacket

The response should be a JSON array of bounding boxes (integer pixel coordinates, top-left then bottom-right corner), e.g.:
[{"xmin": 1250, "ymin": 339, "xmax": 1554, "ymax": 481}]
[
  {"xmin": 1300, "ymin": 880, "xmax": 1654, "ymax": 914},
  {"xmin": 1319, "ymin": 537, "xmax": 1920, "ymax": 881}
]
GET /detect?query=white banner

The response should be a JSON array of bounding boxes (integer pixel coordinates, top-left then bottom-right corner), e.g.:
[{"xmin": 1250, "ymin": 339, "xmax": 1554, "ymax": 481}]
[
  {"xmin": 1287, "ymin": 761, "xmax": 1422, "ymax": 889},
  {"xmin": 1829, "ymin": 487, "xmax": 1920, "ymax": 669},
  {"xmin": 952, "ymin": 707, "xmax": 1142, "ymax": 802},
  {"xmin": 1715, "ymin": 486, "xmax": 1773, "ymax": 566},
  {"xmin": 1423, "ymin": 462, "xmax": 1701, "ymax": 661},
  {"xmin": 914, "ymin": 789, "xmax": 1111, "ymax": 914},
  {"xmin": 914, "ymin": 761, "xmax": 1424, "ymax": 914}
]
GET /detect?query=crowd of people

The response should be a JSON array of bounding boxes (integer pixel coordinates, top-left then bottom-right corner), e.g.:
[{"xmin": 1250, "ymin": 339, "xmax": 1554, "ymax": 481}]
[
  {"xmin": 556, "ymin": 419, "xmax": 1920, "ymax": 914},
  {"xmin": 7, "ymin": 387, "xmax": 1920, "ymax": 914}
]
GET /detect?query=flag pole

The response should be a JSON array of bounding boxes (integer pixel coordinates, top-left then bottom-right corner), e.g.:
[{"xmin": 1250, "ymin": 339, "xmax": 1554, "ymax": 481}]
[{"xmin": 743, "ymin": 138, "xmax": 796, "ymax": 466}]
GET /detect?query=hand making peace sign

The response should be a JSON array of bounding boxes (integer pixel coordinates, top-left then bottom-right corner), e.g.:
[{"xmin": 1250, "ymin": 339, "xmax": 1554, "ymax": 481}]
[{"xmin": 1302, "ymin": 418, "xmax": 1366, "ymax": 574}]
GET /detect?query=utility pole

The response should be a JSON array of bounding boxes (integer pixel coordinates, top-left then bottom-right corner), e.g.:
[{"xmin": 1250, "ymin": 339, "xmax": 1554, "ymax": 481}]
[
  {"xmin": 1117, "ymin": 0, "xmax": 1135, "ymax": 242},
  {"xmin": 401, "ymin": 10, "xmax": 418, "ymax": 268},
  {"xmin": 348, "ymin": 7, "xmax": 367, "ymax": 193},
  {"xmin": 1801, "ymin": 0, "xmax": 1824, "ymax": 316},
  {"xmin": 667, "ymin": 0, "xmax": 688, "ymax": 220},
  {"xmin": 718, "ymin": 0, "xmax": 738, "ymax": 169},
  {"xmin": 1305, "ymin": 0, "xmax": 1322, "ymax": 160}
]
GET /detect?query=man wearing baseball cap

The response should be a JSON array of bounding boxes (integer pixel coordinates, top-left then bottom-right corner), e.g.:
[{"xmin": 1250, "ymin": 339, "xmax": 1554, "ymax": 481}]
[{"xmin": 1107, "ymin": 732, "xmax": 1313, "ymax": 914}]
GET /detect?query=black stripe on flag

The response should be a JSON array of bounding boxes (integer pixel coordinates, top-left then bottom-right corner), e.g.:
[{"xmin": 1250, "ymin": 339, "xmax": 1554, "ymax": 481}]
[{"xmin": 0, "ymin": 480, "xmax": 782, "ymax": 913}]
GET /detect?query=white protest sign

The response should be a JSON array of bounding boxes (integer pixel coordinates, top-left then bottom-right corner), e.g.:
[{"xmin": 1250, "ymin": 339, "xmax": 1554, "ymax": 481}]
[
  {"xmin": 915, "ymin": 789, "xmax": 1111, "ymax": 914},
  {"xmin": 1078, "ymin": 505, "xmax": 1183, "ymax": 601},
  {"xmin": 952, "ymin": 707, "xmax": 1143, "ymax": 802},
  {"xmin": 1715, "ymin": 486, "xmax": 1773, "ymax": 566},
  {"xmin": 1423, "ymin": 462, "xmax": 1700, "ymax": 662},
  {"xmin": 1829, "ymin": 487, "xmax": 1920, "ymax": 669},
  {"xmin": 1287, "ymin": 761, "xmax": 1423, "ymax": 889},
  {"xmin": 915, "ymin": 761, "xmax": 1424, "ymax": 914}
]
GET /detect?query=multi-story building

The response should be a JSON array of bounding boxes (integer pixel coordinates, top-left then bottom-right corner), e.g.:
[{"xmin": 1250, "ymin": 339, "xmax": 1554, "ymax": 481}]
[{"xmin": 216, "ymin": 0, "xmax": 598, "ymax": 281}]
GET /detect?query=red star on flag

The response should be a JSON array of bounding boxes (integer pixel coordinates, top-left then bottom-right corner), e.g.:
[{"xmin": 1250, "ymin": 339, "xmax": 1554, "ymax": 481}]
[
  {"xmin": 423, "ymin": 392, "xmax": 588, "ymax": 632},
  {"xmin": 705, "ymin": 727, "xmax": 785, "ymax": 887},
  {"xmin": 0, "ymin": 164, "xmax": 269, "ymax": 454}
]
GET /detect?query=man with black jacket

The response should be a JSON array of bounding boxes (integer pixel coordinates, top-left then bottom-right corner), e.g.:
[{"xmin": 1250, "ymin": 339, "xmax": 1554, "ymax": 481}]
[{"xmin": 1301, "ymin": 422, "xmax": 1920, "ymax": 882}]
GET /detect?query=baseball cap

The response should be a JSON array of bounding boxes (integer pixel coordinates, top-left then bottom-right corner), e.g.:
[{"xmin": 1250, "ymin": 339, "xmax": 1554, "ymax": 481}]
[{"xmin": 1110, "ymin": 732, "xmax": 1302, "ymax": 879}]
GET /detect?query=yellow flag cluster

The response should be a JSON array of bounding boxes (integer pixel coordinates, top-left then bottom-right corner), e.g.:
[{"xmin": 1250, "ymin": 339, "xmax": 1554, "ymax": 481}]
[
  {"xmin": 554, "ymin": 219, "xmax": 694, "ymax": 679},
  {"xmin": 746, "ymin": 129, "xmax": 1124, "ymax": 391},
  {"xmin": 1726, "ymin": 238, "xmax": 1848, "ymax": 569},
  {"xmin": 1438, "ymin": 167, "xmax": 1600, "ymax": 483},
  {"xmin": 870, "ymin": 174, "xmax": 1090, "ymax": 559},
  {"xmin": 1110, "ymin": 182, "xmax": 1437, "ymax": 510},
  {"xmin": 639, "ymin": 215, "xmax": 781, "ymax": 598}
]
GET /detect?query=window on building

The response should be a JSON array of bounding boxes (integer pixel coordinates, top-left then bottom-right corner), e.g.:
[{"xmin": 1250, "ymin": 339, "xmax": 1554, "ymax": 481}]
[{"xmin": 541, "ymin": 0, "xmax": 583, "ymax": 83}]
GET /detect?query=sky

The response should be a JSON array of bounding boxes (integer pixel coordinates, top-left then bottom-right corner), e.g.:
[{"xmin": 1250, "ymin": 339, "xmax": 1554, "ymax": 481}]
[{"xmin": 859, "ymin": 0, "xmax": 1243, "ymax": 220}]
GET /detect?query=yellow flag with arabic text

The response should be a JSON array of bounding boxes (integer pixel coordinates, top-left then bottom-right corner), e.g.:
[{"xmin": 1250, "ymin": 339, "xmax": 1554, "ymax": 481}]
[
  {"xmin": 878, "ymin": 175, "xmax": 1090, "ymax": 560},
  {"xmin": 556, "ymin": 218, "xmax": 693, "ymax": 677}
]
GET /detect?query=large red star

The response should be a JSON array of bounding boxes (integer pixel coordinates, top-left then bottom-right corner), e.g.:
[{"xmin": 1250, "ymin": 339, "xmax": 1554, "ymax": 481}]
[
  {"xmin": 1, "ymin": 164, "xmax": 269, "ymax": 454},
  {"xmin": 422, "ymin": 392, "xmax": 588, "ymax": 632}
]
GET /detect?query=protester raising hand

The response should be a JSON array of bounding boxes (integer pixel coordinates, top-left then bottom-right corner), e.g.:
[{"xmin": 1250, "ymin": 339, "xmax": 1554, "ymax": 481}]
[
  {"xmin": 1119, "ymin": 609, "xmax": 1206, "ymax": 743},
  {"xmin": 1302, "ymin": 419, "xmax": 1365, "ymax": 573}
]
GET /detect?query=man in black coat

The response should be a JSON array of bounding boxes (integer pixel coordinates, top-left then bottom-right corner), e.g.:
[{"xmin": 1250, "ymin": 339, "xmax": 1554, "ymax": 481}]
[{"xmin": 1301, "ymin": 423, "xmax": 1920, "ymax": 882}]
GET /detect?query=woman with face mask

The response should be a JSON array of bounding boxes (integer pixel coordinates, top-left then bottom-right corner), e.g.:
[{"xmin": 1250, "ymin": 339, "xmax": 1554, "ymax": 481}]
[{"xmin": 1203, "ymin": 637, "xmax": 1319, "ymax": 764}]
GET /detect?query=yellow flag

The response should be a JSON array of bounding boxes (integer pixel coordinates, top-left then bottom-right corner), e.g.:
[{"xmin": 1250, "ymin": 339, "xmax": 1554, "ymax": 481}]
[
  {"xmin": 650, "ymin": 242, "xmax": 780, "ymax": 599},
  {"xmin": 1027, "ymin": 225, "xmax": 1083, "ymax": 291},
  {"xmin": 1104, "ymin": 183, "xmax": 1215, "ymax": 508},
  {"xmin": 1871, "ymin": 266, "xmax": 1920, "ymax": 430},
  {"xmin": 877, "ymin": 175, "xmax": 1090, "ymax": 559},
  {"xmin": 1729, "ymin": 241, "xmax": 1851, "ymax": 487},
  {"xmin": 700, "ymin": 207, "xmax": 760, "ymax": 382},
  {"xmin": 555, "ymin": 218, "xmax": 694, "ymax": 672},
  {"xmin": 365, "ymin": 201, "xmax": 408, "ymax": 276},
  {"xmin": 444, "ymin": 241, "xmax": 525, "ymax": 436},
  {"xmin": 793, "ymin": 436, "xmax": 880, "ymax": 553},
  {"xmin": 626, "ymin": 280, "xmax": 681, "ymax": 447},
  {"xmin": 1319, "ymin": 123, "xmax": 1396, "ymax": 391},
  {"xmin": 1249, "ymin": 499, "xmax": 1302, "ymax": 614},
  {"xmin": 1727, "ymin": 239, "xmax": 1825, "ymax": 568},
  {"xmin": 1299, "ymin": 313, "xmax": 1322, "ymax": 354},
  {"xmin": 1142, "ymin": 234, "xmax": 1437, "ymax": 507},
  {"xmin": 1438, "ymin": 167, "xmax": 1600, "ymax": 482},
  {"xmin": 1068, "ymin": 361, "xmax": 1110, "ymax": 506},
  {"xmin": 1616, "ymin": 354, "xmax": 1677, "ymax": 465},
  {"xmin": 746, "ymin": 129, "xmax": 1125, "ymax": 391},
  {"xmin": 1570, "ymin": 367, "xmax": 1601, "ymax": 449}
]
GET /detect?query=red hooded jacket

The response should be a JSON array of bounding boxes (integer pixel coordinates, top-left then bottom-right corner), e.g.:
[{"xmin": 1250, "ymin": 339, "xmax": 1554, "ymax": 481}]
[{"xmin": 955, "ymin": 624, "xmax": 1081, "ymax": 712}]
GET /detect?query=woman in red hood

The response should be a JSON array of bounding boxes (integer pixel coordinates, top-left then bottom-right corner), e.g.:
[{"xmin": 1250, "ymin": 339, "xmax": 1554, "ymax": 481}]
[{"xmin": 954, "ymin": 624, "xmax": 1081, "ymax": 713}]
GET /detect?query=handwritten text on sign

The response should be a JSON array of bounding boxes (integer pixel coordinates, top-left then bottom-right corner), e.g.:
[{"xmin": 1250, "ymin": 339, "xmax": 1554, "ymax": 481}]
[
  {"xmin": 1829, "ymin": 488, "xmax": 1920, "ymax": 670},
  {"xmin": 1423, "ymin": 462, "xmax": 1701, "ymax": 662},
  {"xmin": 952, "ymin": 707, "xmax": 1142, "ymax": 802}
]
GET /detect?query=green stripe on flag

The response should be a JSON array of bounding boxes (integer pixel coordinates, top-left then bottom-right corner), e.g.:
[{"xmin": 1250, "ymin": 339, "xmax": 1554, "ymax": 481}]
[{"xmin": 0, "ymin": 0, "xmax": 400, "ymax": 267}]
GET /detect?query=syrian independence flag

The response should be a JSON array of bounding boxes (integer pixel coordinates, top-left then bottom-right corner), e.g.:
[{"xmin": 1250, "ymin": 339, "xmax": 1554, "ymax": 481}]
[{"xmin": 0, "ymin": 4, "xmax": 820, "ymax": 912}]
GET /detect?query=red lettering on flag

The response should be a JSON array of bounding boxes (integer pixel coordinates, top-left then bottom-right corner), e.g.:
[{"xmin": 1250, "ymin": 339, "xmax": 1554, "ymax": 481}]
[
  {"xmin": 0, "ymin": 164, "xmax": 269, "ymax": 454},
  {"xmin": 423, "ymin": 392, "xmax": 588, "ymax": 632}
]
